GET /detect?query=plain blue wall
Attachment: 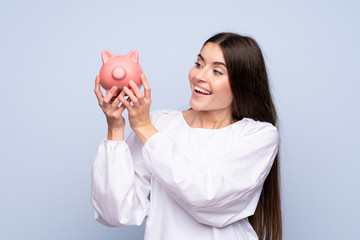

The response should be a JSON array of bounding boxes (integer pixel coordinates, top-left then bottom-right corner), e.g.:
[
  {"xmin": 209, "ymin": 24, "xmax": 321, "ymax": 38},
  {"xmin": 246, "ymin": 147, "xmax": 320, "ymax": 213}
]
[{"xmin": 1, "ymin": 0, "xmax": 359, "ymax": 239}]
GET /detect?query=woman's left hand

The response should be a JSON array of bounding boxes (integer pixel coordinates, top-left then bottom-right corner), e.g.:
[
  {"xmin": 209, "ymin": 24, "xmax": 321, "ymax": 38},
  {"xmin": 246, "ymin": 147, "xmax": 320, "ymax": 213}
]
[{"xmin": 118, "ymin": 74, "xmax": 155, "ymax": 139}]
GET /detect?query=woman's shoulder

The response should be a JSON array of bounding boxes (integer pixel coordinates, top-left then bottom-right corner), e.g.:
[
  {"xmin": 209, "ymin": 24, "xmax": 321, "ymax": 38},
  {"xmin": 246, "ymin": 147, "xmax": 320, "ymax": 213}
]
[
  {"xmin": 150, "ymin": 109, "xmax": 181, "ymax": 119},
  {"xmin": 150, "ymin": 109, "xmax": 182, "ymax": 129},
  {"xmin": 232, "ymin": 118, "xmax": 279, "ymax": 142},
  {"xmin": 237, "ymin": 118, "xmax": 277, "ymax": 131}
]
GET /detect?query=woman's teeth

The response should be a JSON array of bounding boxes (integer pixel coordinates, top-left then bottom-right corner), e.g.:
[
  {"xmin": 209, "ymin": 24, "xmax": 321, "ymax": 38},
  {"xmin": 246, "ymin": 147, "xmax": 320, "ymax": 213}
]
[{"xmin": 194, "ymin": 86, "xmax": 212, "ymax": 95}]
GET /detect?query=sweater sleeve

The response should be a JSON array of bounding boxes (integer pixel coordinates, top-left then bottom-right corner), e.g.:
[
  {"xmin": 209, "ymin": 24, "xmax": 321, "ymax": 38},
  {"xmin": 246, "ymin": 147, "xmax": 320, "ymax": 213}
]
[
  {"xmin": 142, "ymin": 123, "xmax": 279, "ymax": 228},
  {"xmin": 90, "ymin": 132, "xmax": 151, "ymax": 227}
]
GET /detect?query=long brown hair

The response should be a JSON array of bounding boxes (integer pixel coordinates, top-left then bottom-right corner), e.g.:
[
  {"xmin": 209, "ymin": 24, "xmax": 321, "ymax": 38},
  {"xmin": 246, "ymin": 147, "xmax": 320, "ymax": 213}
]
[{"xmin": 204, "ymin": 32, "xmax": 282, "ymax": 240}]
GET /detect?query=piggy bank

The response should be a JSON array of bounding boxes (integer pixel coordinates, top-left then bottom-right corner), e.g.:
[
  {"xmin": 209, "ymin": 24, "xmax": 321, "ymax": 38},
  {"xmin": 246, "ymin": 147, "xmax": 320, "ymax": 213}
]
[{"xmin": 99, "ymin": 50, "xmax": 143, "ymax": 94}]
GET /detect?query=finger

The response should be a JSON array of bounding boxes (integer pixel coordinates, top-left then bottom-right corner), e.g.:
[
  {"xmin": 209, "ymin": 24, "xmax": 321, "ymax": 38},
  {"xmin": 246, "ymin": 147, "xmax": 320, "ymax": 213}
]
[
  {"xmin": 94, "ymin": 75, "xmax": 104, "ymax": 103},
  {"xmin": 103, "ymin": 86, "xmax": 118, "ymax": 104},
  {"xmin": 141, "ymin": 74, "xmax": 151, "ymax": 99},
  {"xmin": 118, "ymin": 90, "xmax": 132, "ymax": 109},
  {"xmin": 111, "ymin": 93, "xmax": 122, "ymax": 108},
  {"xmin": 113, "ymin": 102, "xmax": 126, "ymax": 117},
  {"xmin": 123, "ymin": 86, "xmax": 139, "ymax": 106},
  {"xmin": 129, "ymin": 80, "xmax": 143, "ymax": 99}
]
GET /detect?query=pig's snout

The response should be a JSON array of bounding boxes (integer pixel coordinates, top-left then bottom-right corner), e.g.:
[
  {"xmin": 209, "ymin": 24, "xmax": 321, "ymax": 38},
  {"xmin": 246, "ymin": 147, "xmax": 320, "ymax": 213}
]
[{"xmin": 112, "ymin": 67, "xmax": 126, "ymax": 80}]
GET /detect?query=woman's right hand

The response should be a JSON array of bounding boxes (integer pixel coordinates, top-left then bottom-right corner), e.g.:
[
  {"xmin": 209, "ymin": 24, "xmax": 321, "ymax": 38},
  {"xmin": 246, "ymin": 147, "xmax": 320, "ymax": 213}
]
[{"xmin": 94, "ymin": 75, "xmax": 127, "ymax": 140}]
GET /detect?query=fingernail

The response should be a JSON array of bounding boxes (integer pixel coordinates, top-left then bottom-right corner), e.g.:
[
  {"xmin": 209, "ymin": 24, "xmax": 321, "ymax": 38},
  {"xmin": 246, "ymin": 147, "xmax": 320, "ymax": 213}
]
[{"xmin": 111, "ymin": 86, "xmax": 117, "ymax": 93}]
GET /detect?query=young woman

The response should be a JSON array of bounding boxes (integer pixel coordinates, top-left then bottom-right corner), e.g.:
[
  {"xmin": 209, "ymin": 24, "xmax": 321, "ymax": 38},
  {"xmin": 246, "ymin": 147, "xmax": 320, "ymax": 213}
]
[{"xmin": 92, "ymin": 32, "xmax": 282, "ymax": 240}]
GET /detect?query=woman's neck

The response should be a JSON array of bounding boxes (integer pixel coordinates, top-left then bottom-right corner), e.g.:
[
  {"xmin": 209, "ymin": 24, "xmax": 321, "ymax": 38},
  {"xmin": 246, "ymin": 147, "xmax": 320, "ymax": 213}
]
[{"xmin": 183, "ymin": 109, "xmax": 235, "ymax": 129}]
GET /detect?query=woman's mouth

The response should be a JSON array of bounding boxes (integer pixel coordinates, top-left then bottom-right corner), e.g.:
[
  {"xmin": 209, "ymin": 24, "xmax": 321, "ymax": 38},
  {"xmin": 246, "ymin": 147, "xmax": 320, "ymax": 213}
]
[{"xmin": 194, "ymin": 86, "xmax": 212, "ymax": 95}]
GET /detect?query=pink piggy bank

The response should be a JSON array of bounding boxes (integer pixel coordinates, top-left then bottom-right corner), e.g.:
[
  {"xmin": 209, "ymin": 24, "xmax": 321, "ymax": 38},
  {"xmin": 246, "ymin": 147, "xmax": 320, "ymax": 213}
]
[{"xmin": 99, "ymin": 50, "xmax": 143, "ymax": 95}]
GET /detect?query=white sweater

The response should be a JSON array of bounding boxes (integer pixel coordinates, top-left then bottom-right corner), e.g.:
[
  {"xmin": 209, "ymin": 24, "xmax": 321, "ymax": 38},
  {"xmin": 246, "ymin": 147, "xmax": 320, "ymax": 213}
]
[{"xmin": 91, "ymin": 109, "xmax": 279, "ymax": 240}]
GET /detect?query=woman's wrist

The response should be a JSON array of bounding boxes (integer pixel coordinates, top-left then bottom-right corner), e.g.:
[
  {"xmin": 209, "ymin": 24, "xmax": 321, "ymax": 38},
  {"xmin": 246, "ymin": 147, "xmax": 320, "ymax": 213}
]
[
  {"xmin": 107, "ymin": 127, "xmax": 125, "ymax": 141},
  {"xmin": 132, "ymin": 122, "xmax": 158, "ymax": 144}
]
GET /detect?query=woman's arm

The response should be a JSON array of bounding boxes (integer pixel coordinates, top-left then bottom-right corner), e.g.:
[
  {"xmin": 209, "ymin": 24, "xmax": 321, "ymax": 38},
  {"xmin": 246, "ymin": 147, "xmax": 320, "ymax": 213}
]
[
  {"xmin": 142, "ymin": 124, "xmax": 279, "ymax": 228},
  {"xmin": 91, "ymin": 76, "xmax": 151, "ymax": 226},
  {"xmin": 91, "ymin": 133, "xmax": 151, "ymax": 227}
]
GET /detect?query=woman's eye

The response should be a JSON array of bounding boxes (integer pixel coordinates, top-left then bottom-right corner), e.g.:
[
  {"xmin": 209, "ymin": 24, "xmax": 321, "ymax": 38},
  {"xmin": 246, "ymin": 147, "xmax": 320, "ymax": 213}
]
[
  {"xmin": 194, "ymin": 62, "xmax": 202, "ymax": 68},
  {"xmin": 213, "ymin": 69, "xmax": 223, "ymax": 75}
]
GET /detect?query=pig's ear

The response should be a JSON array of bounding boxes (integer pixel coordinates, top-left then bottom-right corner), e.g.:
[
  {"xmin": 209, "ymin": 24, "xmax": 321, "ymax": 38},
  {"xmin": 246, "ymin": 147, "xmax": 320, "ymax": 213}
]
[
  {"xmin": 102, "ymin": 50, "xmax": 114, "ymax": 63},
  {"xmin": 127, "ymin": 50, "xmax": 139, "ymax": 63}
]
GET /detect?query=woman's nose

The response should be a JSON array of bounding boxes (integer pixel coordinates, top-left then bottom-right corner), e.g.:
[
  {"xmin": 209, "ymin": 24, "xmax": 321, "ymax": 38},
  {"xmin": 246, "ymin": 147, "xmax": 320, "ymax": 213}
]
[{"xmin": 195, "ymin": 68, "xmax": 208, "ymax": 82}]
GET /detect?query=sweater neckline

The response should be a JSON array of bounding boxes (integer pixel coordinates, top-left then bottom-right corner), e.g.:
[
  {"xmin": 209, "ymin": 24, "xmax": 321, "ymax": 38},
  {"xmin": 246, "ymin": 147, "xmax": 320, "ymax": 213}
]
[{"xmin": 178, "ymin": 110, "xmax": 243, "ymax": 132}]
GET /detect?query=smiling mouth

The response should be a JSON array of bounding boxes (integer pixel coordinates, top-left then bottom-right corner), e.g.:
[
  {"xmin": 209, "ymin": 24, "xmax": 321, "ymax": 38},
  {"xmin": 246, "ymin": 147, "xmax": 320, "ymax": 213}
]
[{"xmin": 194, "ymin": 86, "xmax": 212, "ymax": 95}]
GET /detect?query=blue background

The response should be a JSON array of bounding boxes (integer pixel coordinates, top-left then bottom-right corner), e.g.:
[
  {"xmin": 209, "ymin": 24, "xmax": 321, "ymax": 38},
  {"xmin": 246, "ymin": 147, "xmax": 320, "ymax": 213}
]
[{"xmin": 1, "ymin": 0, "xmax": 359, "ymax": 239}]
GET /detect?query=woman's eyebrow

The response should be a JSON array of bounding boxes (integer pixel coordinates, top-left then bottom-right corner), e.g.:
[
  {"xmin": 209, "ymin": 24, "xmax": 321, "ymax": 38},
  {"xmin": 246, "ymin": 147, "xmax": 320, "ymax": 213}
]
[
  {"xmin": 197, "ymin": 54, "xmax": 204, "ymax": 61},
  {"xmin": 213, "ymin": 61, "xmax": 226, "ymax": 67},
  {"xmin": 197, "ymin": 54, "xmax": 226, "ymax": 67}
]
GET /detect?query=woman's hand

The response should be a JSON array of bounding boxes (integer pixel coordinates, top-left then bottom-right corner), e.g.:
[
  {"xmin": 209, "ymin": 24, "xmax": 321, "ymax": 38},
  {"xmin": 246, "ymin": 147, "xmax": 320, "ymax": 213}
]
[
  {"xmin": 94, "ymin": 75, "xmax": 127, "ymax": 140},
  {"xmin": 118, "ymin": 74, "xmax": 158, "ymax": 144},
  {"xmin": 118, "ymin": 74, "xmax": 151, "ymax": 130}
]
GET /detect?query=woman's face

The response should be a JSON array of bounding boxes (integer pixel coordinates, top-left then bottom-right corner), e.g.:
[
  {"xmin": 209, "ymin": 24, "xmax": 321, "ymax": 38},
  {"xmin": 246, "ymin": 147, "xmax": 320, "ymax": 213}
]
[{"xmin": 188, "ymin": 42, "xmax": 233, "ymax": 114}]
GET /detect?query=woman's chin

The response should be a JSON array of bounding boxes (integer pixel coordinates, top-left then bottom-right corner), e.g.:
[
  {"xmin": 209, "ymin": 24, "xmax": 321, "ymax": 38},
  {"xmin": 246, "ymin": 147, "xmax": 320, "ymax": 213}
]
[{"xmin": 189, "ymin": 100, "xmax": 202, "ymax": 111}]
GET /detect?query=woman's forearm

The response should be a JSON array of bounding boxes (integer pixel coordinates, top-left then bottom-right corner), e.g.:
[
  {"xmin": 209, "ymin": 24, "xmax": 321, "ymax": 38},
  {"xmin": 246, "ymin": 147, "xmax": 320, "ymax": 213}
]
[
  {"xmin": 132, "ymin": 122, "xmax": 158, "ymax": 144},
  {"xmin": 107, "ymin": 127, "xmax": 125, "ymax": 141}
]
